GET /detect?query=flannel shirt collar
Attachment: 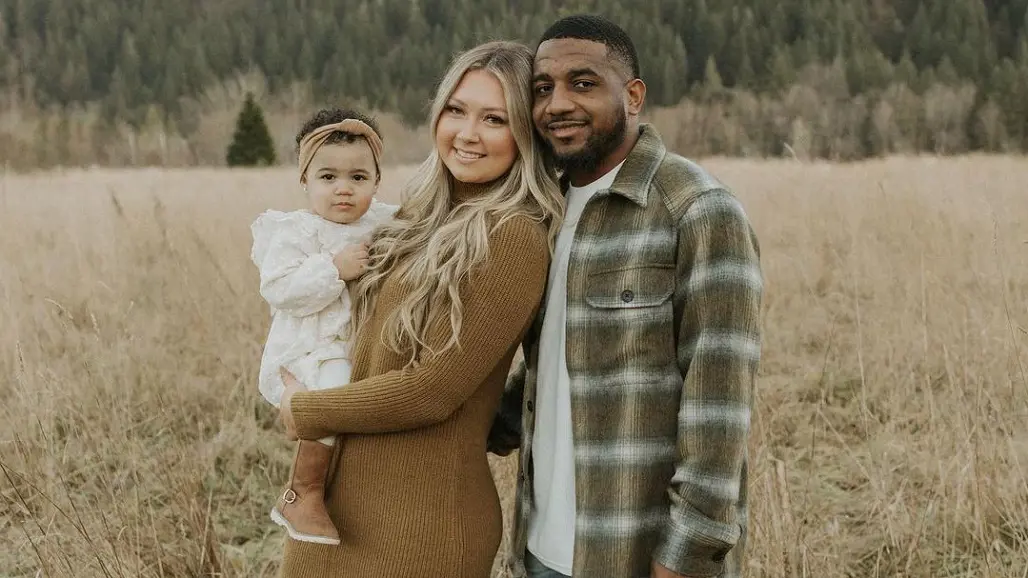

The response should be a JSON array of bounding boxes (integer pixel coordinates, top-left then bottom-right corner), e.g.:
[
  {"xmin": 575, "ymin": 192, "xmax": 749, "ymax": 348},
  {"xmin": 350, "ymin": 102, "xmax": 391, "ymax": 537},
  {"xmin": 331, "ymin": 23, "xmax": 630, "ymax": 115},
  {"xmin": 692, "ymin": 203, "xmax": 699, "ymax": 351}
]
[{"xmin": 557, "ymin": 123, "xmax": 667, "ymax": 208}]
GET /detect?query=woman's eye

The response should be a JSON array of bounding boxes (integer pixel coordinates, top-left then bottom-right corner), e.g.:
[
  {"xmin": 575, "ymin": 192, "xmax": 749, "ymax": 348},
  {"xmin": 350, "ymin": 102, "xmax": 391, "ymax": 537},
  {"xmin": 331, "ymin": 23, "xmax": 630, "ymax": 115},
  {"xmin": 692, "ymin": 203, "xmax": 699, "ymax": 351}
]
[
  {"xmin": 446, "ymin": 105, "xmax": 462, "ymax": 114},
  {"xmin": 485, "ymin": 115, "xmax": 506, "ymax": 125}
]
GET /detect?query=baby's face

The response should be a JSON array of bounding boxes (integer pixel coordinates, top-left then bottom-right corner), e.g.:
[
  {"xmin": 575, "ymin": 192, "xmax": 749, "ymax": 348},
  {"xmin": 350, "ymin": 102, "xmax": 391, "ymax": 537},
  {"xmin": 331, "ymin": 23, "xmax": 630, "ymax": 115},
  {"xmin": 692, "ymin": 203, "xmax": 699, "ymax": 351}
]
[{"xmin": 304, "ymin": 140, "xmax": 378, "ymax": 225}]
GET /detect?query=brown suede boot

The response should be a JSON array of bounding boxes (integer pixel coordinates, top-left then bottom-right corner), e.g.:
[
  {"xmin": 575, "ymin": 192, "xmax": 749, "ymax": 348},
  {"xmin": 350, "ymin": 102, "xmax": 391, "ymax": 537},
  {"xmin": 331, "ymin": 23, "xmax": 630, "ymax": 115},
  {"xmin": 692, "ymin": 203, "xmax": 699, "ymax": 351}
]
[{"xmin": 270, "ymin": 439, "xmax": 340, "ymax": 545}]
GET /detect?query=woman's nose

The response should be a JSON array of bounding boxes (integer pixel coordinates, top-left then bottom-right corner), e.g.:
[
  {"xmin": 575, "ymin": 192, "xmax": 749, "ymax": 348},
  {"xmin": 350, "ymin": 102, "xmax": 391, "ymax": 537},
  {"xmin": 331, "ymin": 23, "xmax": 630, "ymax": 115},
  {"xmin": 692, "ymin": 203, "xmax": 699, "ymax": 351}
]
[{"xmin": 457, "ymin": 120, "xmax": 480, "ymax": 144}]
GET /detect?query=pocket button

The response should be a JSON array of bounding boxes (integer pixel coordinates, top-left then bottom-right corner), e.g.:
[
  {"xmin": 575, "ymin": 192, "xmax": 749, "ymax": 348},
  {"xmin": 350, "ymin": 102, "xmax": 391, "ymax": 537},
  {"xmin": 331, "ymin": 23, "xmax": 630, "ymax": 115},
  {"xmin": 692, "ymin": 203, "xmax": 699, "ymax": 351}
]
[{"xmin": 620, "ymin": 289, "xmax": 634, "ymax": 303}]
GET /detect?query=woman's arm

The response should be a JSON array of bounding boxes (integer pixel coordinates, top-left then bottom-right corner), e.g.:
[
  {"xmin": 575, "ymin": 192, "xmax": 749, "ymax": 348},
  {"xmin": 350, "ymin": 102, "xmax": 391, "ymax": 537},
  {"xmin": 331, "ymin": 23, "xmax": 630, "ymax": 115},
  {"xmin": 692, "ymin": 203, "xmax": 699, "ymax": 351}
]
[{"xmin": 289, "ymin": 216, "xmax": 548, "ymax": 439}]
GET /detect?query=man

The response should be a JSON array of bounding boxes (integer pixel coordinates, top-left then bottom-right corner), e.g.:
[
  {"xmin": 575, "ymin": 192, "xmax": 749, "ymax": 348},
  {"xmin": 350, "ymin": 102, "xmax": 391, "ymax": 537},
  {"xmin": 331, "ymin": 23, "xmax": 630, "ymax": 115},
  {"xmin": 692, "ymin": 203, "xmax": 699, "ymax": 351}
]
[{"xmin": 488, "ymin": 14, "xmax": 763, "ymax": 578}]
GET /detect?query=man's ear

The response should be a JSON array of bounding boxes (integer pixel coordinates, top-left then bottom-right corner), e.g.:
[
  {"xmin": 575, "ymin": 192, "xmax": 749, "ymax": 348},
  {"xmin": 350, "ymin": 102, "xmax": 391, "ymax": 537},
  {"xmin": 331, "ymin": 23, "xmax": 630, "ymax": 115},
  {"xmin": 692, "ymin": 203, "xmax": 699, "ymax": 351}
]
[{"xmin": 625, "ymin": 78, "xmax": 646, "ymax": 116}]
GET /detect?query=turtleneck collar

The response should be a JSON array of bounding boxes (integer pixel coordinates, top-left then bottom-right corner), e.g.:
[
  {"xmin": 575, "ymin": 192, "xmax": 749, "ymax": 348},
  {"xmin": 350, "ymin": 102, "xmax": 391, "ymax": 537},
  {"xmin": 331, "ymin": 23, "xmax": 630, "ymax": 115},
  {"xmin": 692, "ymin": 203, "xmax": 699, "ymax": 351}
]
[{"xmin": 450, "ymin": 177, "xmax": 500, "ymax": 204}]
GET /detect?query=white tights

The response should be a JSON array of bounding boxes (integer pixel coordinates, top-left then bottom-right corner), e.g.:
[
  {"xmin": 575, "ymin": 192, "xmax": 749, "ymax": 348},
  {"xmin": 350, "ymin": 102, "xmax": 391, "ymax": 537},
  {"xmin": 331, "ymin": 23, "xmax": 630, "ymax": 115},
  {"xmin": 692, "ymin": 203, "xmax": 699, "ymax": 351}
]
[{"xmin": 310, "ymin": 357, "xmax": 352, "ymax": 447}]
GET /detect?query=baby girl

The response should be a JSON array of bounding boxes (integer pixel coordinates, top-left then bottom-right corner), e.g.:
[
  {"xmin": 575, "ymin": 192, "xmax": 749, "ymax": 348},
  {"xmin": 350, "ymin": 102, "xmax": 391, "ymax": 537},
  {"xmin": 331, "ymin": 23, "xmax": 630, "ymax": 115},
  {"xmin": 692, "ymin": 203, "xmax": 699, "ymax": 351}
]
[{"xmin": 250, "ymin": 108, "xmax": 397, "ymax": 545}]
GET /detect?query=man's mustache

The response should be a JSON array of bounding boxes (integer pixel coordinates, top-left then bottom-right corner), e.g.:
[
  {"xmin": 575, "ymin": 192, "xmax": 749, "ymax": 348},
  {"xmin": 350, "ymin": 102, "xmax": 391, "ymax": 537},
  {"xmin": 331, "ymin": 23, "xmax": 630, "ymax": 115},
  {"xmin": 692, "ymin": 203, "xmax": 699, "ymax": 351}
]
[{"xmin": 543, "ymin": 115, "xmax": 590, "ymax": 126}]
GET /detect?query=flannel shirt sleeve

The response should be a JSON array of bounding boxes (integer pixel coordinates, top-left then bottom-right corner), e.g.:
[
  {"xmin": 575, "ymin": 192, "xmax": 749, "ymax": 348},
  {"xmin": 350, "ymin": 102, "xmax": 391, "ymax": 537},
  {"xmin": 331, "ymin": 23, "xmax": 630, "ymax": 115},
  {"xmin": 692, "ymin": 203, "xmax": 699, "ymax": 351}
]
[
  {"xmin": 486, "ymin": 357, "xmax": 526, "ymax": 456},
  {"xmin": 654, "ymin": 188, "xmax": 763, "ymax": 577}
]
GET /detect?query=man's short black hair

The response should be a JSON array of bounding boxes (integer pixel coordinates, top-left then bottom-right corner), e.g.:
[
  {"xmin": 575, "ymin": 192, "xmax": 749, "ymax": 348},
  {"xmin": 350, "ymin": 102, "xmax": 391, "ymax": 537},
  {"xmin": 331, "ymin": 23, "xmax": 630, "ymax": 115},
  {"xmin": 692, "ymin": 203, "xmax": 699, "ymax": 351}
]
[{"xmin": 537, "ymin": 14, "xmax": 640, "ymax": 79}]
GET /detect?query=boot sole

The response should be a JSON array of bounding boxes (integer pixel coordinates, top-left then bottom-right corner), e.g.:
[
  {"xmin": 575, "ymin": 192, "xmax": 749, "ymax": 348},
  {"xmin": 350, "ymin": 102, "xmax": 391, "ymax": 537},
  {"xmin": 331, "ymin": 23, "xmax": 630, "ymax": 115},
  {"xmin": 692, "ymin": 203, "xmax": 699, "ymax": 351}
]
[{"xmin": 270, "ymin": 507, "xmax": 341, "ymax": 546}]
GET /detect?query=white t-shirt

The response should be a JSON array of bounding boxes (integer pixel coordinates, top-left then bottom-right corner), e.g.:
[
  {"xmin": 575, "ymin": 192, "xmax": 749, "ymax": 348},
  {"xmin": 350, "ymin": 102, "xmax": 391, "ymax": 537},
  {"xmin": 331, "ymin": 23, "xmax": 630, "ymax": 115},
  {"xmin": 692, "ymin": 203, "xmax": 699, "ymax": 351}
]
[{"xmin": 527, "ymin": 161, "xmax": 625, "ymax": 573}]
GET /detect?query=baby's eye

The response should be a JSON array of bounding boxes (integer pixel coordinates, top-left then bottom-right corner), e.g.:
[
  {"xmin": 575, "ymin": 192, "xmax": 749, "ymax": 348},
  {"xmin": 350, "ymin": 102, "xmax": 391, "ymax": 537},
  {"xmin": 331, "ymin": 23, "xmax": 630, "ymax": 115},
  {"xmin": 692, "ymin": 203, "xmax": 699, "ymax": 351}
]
[
  {"xmin": 353, "ymin": 174, "xmax": 367, "ymax": 182},
  {"xmin": 321, "ymin": 174, "xmax": 335, "ymax": 182}
]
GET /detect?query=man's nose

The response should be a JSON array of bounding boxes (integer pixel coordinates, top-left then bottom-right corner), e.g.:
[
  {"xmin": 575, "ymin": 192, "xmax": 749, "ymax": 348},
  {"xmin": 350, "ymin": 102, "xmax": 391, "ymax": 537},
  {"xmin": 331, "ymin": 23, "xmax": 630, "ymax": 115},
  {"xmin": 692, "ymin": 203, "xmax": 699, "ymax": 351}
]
[{"xmin": 544, "ymin": 84, "xmax": 575, "ymax": 116}]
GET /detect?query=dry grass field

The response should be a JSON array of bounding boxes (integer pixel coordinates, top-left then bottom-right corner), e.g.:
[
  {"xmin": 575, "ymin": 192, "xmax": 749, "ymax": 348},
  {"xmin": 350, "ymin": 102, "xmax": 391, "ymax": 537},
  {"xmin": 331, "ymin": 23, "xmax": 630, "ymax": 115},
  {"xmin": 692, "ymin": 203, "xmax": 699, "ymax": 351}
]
[{"xmin": 2, "ymin": 156, "xmax": 1027, "ymax": 577}]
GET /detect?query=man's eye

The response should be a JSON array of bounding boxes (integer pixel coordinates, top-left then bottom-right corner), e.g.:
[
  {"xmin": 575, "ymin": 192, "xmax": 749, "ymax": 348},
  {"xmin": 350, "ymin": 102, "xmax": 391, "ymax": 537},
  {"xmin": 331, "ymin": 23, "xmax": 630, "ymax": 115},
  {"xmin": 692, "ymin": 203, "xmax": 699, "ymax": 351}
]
[
  {"xmin": 574, "ymin": 80, "xmax": 595, "ymax": 89},
  {"xmin": 534, "ymin": 85, "xmax": 552, "ymax": 95}
]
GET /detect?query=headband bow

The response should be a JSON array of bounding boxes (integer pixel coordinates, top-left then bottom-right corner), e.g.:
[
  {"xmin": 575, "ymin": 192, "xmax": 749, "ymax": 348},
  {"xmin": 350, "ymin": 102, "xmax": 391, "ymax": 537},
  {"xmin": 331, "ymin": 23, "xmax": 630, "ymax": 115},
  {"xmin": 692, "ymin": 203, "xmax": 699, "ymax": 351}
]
[{"xmin": 298, "ymin": 119, "xmax": 384, "ymax": 182}]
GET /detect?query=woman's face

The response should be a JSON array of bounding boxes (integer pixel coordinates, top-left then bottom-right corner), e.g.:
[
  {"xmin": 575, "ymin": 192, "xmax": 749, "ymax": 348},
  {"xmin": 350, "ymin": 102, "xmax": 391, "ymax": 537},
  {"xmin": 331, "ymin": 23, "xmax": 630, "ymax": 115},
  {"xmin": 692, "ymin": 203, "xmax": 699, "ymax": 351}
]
[{"xmin": 435, "ymin": 69, "xmax": 518, "ymax": 185}]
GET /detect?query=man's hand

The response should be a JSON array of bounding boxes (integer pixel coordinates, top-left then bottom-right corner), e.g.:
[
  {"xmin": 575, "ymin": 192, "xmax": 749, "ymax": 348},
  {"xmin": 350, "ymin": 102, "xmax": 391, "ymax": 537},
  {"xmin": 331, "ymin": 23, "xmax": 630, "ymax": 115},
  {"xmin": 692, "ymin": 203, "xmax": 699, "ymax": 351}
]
[
  {"xmin": 333, "ymin": 242, "xmax": 369, "ymax": 281},
  {"xmin": 651, "ymin": 561, "xmax": 690, "ymax": 578},
  {"xmin": 278, "ymin": 366, "xmax": 307, "ymax": 440}
]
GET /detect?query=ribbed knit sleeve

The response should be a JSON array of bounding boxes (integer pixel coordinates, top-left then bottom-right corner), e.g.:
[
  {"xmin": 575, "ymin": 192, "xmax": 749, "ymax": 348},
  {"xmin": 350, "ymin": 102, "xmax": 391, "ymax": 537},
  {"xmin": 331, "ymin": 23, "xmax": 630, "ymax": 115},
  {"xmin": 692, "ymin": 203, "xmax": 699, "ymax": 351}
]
[{"xmin": 290, "ymin": 215, "xmax": 548, "ymax": 438}]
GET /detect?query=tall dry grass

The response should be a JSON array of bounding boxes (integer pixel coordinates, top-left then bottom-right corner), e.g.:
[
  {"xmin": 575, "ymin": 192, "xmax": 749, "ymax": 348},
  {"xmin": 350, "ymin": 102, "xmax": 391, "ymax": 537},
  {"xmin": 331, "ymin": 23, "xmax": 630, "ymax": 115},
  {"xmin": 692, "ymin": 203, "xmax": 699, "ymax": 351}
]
[{"xmin": 1, "ymin": 157, "xmax": 1027, "ymax": 577}]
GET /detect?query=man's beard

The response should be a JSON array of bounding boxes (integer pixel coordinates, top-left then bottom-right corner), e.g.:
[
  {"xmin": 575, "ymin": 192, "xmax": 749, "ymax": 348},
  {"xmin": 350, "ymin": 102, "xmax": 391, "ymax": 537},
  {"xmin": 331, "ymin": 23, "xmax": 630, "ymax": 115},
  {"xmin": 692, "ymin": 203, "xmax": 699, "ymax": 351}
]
[{"xmin": 547, "ymin": 110, "xmax": 627, "ymax": 176}]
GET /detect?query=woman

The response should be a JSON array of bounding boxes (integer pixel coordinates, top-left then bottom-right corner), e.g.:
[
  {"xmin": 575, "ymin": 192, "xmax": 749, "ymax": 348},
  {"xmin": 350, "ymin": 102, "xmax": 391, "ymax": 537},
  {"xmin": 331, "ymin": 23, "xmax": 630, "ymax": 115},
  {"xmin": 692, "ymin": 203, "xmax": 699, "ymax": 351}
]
[{"xmin": 275, "ymin": 41, "xmax": 564, "ymax": 578}]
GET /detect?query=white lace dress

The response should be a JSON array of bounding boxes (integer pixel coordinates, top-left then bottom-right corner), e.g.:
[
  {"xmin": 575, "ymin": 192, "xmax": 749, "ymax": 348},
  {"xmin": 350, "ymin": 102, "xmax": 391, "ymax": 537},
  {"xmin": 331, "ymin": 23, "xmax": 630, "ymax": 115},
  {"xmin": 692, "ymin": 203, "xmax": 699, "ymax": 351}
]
[{"xmin": 250, "ymin": 199, "xmax": 398, "ymax": 407}]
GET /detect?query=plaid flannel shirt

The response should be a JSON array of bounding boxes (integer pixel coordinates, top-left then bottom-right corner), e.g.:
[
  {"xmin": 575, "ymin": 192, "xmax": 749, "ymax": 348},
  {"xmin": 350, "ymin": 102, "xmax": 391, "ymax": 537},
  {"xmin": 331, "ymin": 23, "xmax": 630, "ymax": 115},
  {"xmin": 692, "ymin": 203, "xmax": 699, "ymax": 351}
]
[{"xmin": 489, "ymin": 124, "xmax": 763, "ymax": 578}]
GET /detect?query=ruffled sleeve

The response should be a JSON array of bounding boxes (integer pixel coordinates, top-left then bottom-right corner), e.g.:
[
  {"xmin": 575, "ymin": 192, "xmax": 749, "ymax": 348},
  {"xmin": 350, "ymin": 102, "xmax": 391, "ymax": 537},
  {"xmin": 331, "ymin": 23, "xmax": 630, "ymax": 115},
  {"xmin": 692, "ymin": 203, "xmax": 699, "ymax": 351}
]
[
  {"xmin": 366, "ymin": 198, "xmax": 400, "ymax": 227},
  {"xmin": 250, "ymin": 210, "xmax": 346, "ymax": 317}
]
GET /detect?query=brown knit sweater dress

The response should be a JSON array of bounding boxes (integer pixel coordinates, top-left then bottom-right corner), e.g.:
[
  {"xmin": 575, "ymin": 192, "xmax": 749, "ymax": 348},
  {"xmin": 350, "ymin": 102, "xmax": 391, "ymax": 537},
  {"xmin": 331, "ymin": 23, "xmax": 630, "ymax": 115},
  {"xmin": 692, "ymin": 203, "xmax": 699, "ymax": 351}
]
[{"xmin": 278, "ymin": 201, "xmax": 550, "ymax": 578}]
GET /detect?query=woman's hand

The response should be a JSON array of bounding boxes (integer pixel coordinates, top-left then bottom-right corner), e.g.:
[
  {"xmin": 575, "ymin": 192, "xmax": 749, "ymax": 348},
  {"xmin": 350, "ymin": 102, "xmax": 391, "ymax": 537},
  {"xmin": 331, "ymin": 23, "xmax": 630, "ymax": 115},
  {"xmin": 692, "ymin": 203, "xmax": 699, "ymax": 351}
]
[
  {"xmin": 278, "ymin": 366, "xmax": 308, "ymax": 440},
  {"xmin": 333, "ymin": 242, "xmax": 369, "ymax": 281}
]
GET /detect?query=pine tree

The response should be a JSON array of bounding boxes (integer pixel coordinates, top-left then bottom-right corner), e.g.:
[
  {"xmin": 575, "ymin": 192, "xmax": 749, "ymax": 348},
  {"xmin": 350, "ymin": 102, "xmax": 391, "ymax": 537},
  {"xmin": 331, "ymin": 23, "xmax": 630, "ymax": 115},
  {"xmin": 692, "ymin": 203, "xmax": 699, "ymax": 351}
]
[
  {"xmin": 226, "ymin": 92, "xmax": 277, "ymax": 167},
  {"xmin": 703, "ymin": 55, "xmax": 724, "ymax": 93},
  {"xmin": 769, "ymin": 46, "xmax": 796, "ymax": 92}
]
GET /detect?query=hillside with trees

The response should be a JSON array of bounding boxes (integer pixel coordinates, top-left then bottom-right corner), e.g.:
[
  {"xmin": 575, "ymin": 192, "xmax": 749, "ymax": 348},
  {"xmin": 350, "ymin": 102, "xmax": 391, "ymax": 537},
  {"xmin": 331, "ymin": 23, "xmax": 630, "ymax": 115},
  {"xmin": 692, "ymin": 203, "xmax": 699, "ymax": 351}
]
[{"xmin": 2, "ymin": 0, "xmax": 1027, "ymax": 167}]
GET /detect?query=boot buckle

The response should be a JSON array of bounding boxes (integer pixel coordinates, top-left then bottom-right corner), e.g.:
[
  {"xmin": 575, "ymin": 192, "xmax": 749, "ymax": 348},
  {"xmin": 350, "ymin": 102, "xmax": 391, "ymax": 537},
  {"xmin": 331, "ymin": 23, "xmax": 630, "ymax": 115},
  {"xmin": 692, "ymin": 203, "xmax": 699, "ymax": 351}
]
[{"xmin": 282, "ymin": 488, "xmax": 297, "ymax": 504}]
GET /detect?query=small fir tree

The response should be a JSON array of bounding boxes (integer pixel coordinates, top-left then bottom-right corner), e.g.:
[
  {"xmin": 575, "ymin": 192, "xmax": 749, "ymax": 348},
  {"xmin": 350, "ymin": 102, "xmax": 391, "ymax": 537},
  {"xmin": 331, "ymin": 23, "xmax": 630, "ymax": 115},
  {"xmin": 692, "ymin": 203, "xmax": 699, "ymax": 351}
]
[{"xmin": 226, "ymin": 92, "xmax": 276, "ymax": 166}]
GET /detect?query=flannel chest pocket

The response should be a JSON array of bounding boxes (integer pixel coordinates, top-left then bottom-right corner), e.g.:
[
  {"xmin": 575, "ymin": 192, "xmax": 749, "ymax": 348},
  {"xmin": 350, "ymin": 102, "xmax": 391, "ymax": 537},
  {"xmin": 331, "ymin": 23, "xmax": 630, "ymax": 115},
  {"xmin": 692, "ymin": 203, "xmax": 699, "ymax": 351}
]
[{"xmin": 585, "ymin": 264, "xmax": 675, "ymax": 309}]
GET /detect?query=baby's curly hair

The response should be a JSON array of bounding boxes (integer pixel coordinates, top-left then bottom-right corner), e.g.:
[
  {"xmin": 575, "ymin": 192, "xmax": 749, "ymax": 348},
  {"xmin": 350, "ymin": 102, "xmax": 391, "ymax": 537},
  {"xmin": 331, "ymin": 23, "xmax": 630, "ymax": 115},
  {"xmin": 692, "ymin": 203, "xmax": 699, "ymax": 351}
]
[{"xmin": 295, "ymin": 108, "xmax": 383, "ymax": 177}]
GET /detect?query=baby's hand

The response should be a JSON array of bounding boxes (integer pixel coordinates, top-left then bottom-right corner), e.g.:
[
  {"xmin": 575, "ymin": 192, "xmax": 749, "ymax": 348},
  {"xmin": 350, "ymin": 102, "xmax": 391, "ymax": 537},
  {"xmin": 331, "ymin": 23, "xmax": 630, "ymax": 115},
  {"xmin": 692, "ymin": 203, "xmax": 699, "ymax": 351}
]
[{"xmin": 333, "ymin": 242, "xmax": 369, "ymax": 281}]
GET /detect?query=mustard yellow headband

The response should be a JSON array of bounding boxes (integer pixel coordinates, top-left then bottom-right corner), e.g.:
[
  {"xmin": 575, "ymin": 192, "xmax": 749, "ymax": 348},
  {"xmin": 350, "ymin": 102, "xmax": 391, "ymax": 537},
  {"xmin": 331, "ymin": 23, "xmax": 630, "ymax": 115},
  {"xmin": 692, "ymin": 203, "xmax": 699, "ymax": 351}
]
[{"xmin": 297, "ymin": 119, "xmax": 384, "ymax": 183}]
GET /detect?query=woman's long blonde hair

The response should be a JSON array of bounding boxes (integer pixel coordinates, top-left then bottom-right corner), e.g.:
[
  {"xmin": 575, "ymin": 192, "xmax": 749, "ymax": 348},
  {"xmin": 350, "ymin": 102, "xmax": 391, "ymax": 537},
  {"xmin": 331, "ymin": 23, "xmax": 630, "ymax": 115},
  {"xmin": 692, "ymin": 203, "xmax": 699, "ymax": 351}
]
[{"xmin": 350, "ymin": 41, "xmax": 565, "ymax": 366}]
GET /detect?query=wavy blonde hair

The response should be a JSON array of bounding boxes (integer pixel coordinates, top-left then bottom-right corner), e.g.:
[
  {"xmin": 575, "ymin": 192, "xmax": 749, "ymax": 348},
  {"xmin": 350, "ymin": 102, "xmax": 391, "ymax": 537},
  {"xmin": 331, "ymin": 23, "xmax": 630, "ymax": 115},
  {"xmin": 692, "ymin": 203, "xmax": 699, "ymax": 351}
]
[{"xmin": 351, "ymin": 41, "xmax": 564, "ymax": 366}]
